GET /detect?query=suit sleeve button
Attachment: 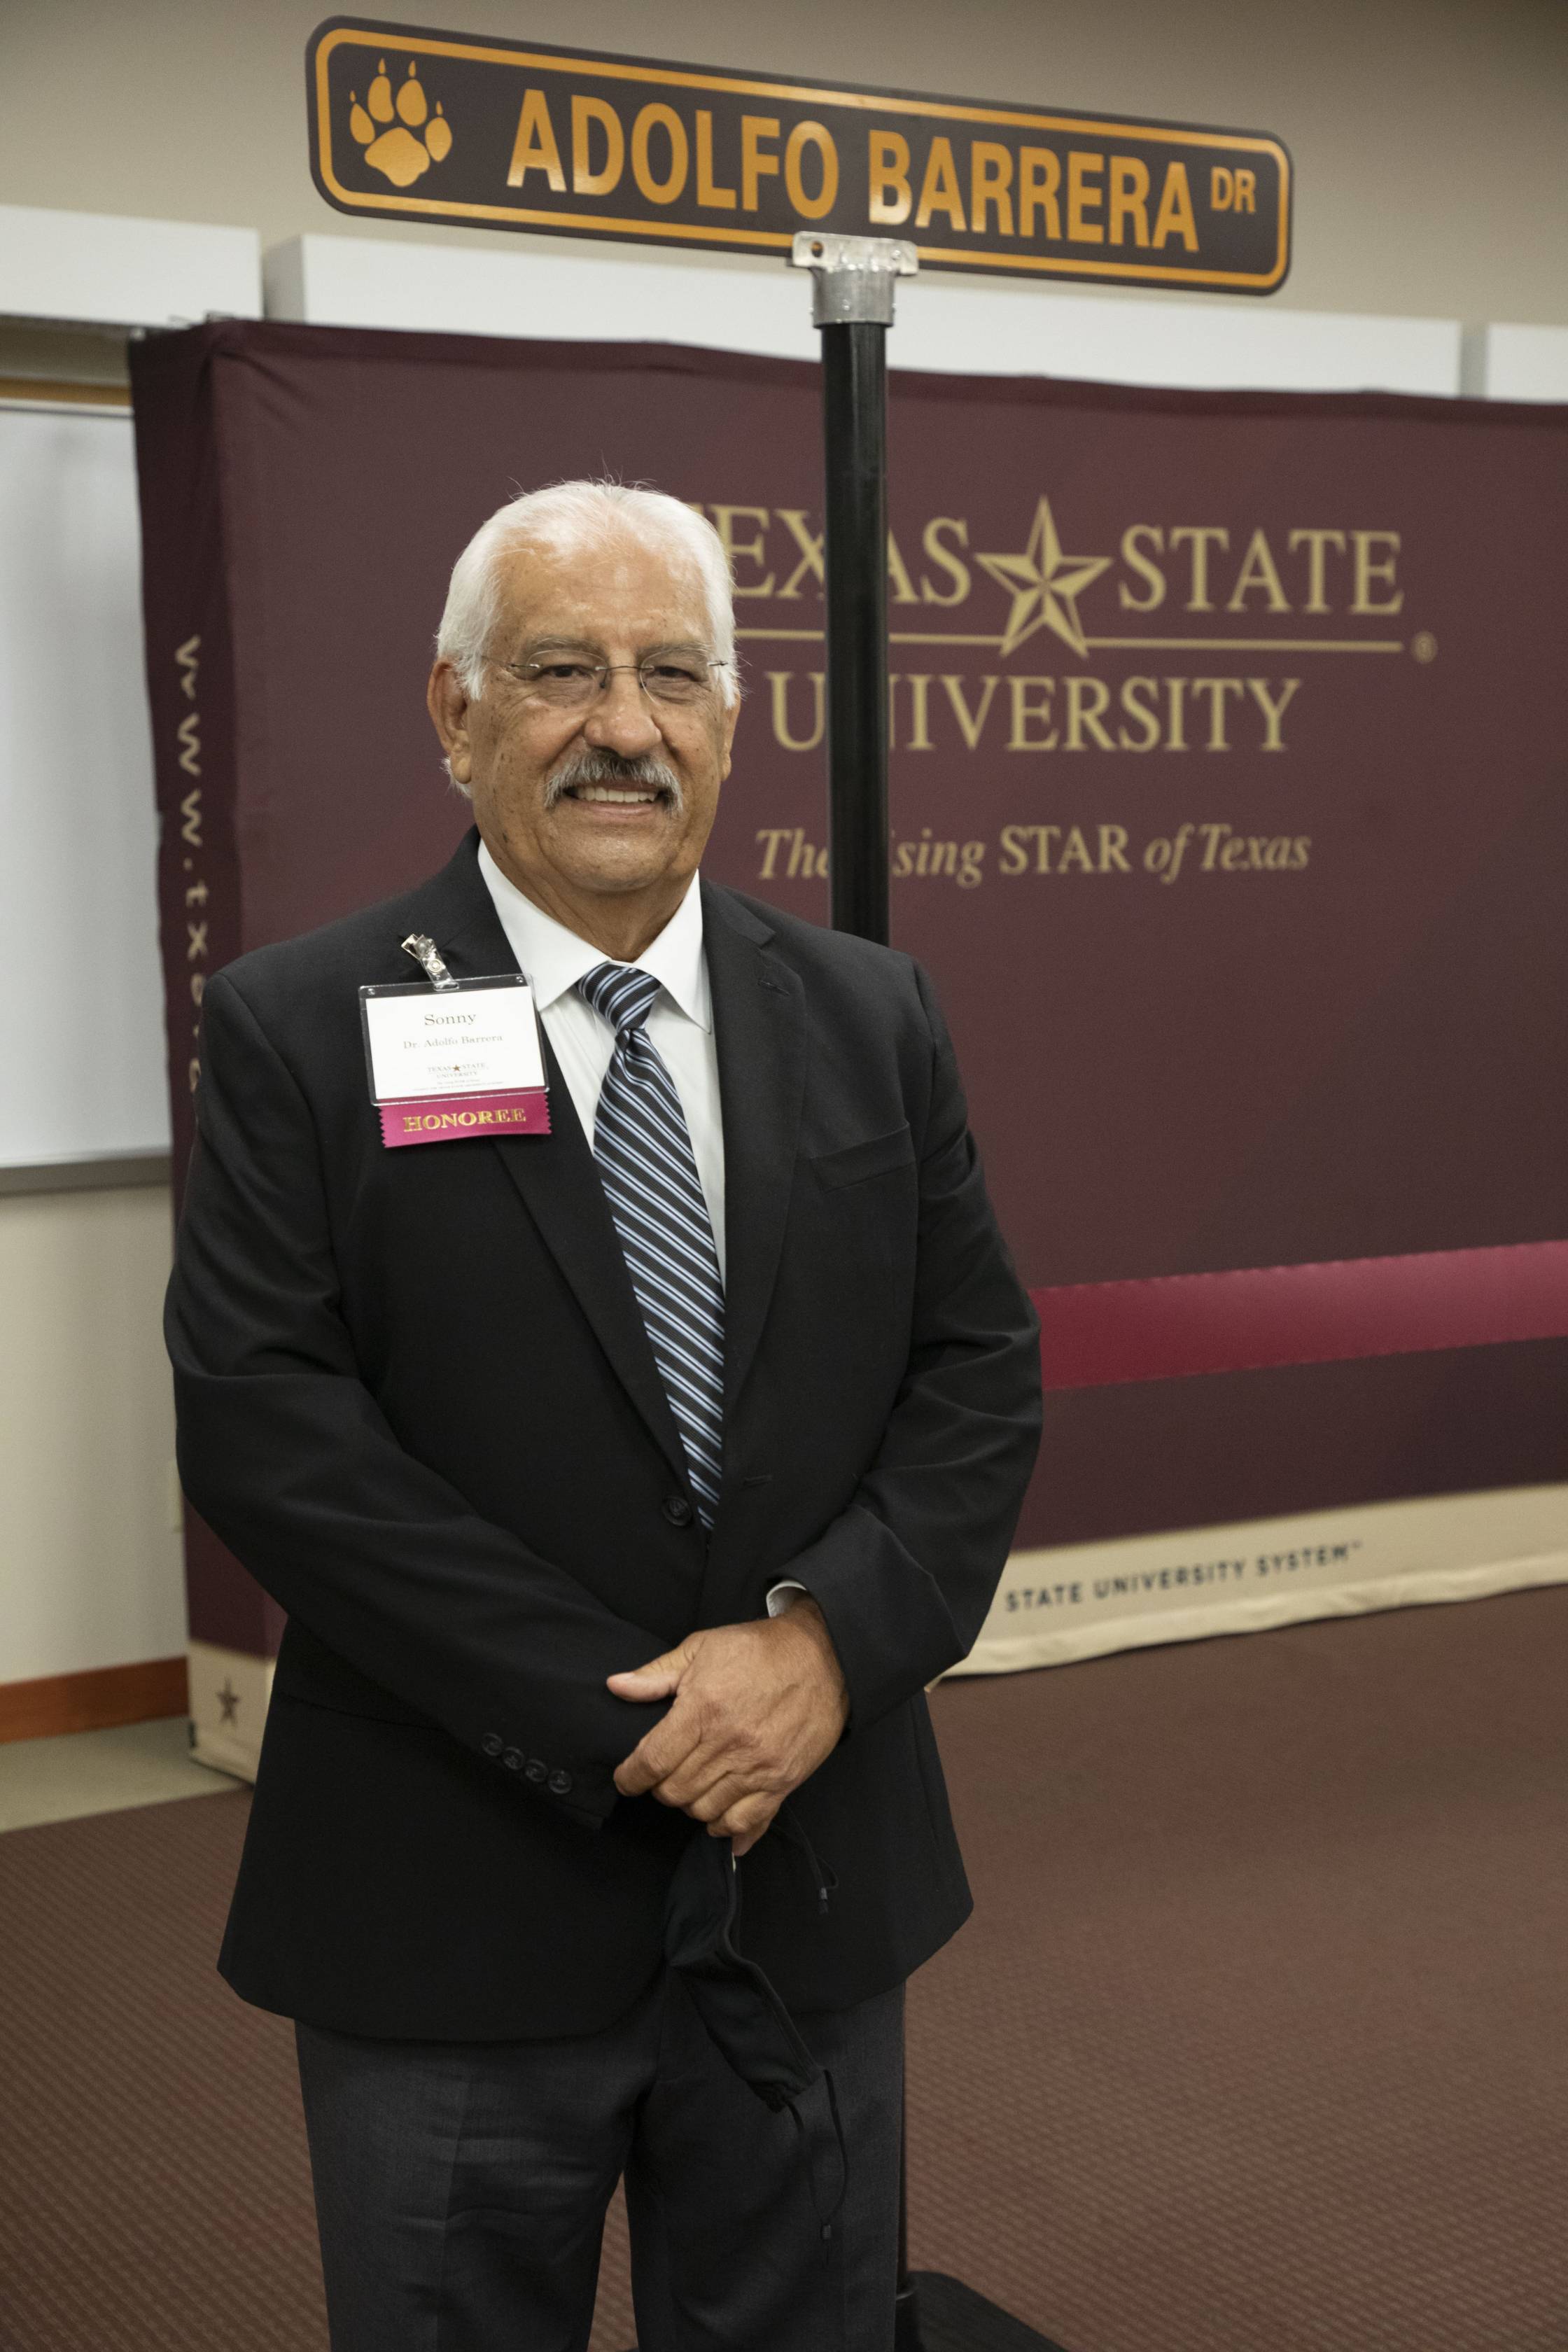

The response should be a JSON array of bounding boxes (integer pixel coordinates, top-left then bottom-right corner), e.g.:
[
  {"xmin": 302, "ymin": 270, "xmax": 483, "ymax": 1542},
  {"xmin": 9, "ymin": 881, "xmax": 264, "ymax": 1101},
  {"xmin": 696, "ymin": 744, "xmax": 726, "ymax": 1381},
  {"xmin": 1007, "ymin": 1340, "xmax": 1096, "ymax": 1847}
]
[
  {"xmin": 524, "ymin": 1757, "xmax": 548, "ymax": 1784},
  {"xmin": 482, "ymin": 1734, "xmax": 504, "ymax": 1757},
  {"xmin": 662, "ymin": 1495, "xmax": 695, "ymax": 1527},
  {"xmin": 503, "ymin": 1748, "xmax": 524, "ymax": 1771},
  {"xmin": 548, "ymin": 1768, "xmax": 574, "ymax": 1796}
]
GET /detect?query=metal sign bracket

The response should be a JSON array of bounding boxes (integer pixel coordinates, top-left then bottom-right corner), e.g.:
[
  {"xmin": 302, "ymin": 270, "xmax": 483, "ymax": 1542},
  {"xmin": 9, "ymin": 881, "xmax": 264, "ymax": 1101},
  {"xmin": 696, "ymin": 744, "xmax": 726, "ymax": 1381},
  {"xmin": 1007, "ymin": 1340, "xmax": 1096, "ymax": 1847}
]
[{"xmin": 789, "ymin": 232, "xmax": 919, "ymax": 326}]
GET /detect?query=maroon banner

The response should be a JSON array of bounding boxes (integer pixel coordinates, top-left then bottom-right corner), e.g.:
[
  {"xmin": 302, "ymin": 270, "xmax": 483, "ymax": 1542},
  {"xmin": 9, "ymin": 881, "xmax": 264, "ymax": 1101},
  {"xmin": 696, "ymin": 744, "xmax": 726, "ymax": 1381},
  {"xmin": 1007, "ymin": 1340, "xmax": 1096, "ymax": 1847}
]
[{"xmin": 131, "ymin": 322, "xmax": 1568, "ymax": 1651}]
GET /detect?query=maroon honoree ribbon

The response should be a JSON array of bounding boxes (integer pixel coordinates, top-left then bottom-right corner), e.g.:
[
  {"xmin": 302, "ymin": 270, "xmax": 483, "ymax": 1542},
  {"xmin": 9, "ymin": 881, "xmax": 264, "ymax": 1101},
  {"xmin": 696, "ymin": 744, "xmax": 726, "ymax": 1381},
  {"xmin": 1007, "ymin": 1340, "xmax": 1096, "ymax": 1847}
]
[
  {"xmin": 1033, "ymin": 1240, "xmax": 1568, "ymax": 1391},
  {"xmin": 380, "ymin": 1087, "xmax": 551, "ymax": 1147}
]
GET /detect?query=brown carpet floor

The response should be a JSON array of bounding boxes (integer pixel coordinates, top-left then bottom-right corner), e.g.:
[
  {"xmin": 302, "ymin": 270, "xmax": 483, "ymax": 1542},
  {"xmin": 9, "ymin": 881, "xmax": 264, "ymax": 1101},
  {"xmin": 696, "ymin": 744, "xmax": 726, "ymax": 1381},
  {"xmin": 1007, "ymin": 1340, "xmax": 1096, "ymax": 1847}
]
[{"xmin": 3, "ymin": 1587, "xmax": 1566, "ymax": 2350}]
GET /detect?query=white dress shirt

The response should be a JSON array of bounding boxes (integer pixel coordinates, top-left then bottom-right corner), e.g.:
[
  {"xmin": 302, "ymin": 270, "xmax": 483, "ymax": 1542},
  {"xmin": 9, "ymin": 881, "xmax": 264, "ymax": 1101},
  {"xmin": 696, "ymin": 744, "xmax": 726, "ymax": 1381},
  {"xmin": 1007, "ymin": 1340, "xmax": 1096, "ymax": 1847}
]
[{"xmin": 475, "ymin": 843, "xmax": 802, "ymax": 1615}]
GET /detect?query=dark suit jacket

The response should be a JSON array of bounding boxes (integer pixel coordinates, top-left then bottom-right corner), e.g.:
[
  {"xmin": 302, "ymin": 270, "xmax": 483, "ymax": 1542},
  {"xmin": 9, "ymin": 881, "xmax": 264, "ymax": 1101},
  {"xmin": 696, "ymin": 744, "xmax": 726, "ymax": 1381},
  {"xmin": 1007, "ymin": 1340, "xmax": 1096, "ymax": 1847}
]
[{"xmin": 167, "ymin": 830, "xmax": 1042, "ymax": 2038}]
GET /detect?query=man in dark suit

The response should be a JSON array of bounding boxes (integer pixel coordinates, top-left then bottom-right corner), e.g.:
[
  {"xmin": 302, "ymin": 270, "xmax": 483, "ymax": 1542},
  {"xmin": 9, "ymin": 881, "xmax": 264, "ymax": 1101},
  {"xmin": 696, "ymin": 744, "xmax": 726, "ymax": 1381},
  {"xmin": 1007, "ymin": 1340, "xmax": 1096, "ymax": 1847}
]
[{"xmin": 167, "ymin": 479, "xmax": 1041, "ymax": 2352}]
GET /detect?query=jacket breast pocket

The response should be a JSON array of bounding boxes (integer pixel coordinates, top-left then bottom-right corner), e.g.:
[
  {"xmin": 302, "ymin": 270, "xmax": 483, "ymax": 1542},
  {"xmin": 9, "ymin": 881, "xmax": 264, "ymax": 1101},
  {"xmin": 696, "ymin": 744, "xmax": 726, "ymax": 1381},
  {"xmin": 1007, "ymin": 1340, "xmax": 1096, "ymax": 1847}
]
[{"xmin": 810, "ymin": 1123, "xmax": 915, "ymax": 1191}]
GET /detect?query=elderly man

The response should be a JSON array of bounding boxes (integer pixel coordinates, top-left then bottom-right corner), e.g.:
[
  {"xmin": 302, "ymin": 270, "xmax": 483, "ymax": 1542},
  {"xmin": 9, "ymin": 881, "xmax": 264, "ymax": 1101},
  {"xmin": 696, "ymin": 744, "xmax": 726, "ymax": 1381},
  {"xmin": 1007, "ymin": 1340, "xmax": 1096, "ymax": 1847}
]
[{"xmin": 167, "ymin": 479, "xmax": 1041, "ymax": 2352}]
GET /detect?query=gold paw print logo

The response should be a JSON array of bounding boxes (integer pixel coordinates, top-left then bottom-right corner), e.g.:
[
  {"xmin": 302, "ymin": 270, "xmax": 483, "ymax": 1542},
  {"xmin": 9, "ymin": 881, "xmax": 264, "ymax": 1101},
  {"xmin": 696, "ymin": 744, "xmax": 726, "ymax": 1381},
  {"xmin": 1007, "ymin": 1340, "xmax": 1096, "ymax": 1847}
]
[{"xmin": 349, "ymin": 58, "xmax": 452, "ymax": 189}]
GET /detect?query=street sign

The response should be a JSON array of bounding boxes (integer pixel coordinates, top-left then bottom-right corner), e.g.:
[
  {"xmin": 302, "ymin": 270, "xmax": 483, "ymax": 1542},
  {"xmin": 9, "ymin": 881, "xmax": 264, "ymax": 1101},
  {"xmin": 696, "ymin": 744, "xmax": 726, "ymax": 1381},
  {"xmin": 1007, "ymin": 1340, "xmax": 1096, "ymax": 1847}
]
[{"xmin": 307, "ymin": 18, "xmax": 1291, "ymax": 296}]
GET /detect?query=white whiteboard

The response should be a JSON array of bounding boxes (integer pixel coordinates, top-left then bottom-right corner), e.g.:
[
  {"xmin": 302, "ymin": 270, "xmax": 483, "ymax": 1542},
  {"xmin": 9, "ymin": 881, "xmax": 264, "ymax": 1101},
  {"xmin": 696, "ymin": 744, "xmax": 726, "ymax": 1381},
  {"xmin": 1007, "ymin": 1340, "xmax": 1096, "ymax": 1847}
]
[{"xmin": 0, "ymin": 400, "xmax": 171, "ymax": 1166}]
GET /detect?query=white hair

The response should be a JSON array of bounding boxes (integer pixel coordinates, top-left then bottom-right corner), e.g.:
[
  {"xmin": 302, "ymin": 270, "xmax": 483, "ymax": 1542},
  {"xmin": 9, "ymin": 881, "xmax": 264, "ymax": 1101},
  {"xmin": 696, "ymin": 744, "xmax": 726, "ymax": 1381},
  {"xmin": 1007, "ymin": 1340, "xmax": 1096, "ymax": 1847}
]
[{"xmin": 435, "ymin": 479, "xmax": 739, "ymax": 711}]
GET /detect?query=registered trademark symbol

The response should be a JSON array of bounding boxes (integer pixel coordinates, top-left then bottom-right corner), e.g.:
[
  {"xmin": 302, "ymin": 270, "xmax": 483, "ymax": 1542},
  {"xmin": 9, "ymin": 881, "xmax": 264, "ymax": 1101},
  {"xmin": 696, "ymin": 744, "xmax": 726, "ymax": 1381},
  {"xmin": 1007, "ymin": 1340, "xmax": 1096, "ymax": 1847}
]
[{"xmin": 1412, "ymin": 631, "xmax": 1438, "ymax": 663}]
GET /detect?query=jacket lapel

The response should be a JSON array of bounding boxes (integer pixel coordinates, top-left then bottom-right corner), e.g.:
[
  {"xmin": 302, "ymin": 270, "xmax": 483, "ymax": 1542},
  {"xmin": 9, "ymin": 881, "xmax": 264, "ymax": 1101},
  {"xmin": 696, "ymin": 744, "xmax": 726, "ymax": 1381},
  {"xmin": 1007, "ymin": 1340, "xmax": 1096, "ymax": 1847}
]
[
  {"xmin": 703, "ymin": 885, "xmax": 806, "ymax": 1415},
  {"xmin": 399, "ymin": 832, "xmax": 692, "ymax": 1488},
  {"xmin": 492, "ymin": 1042, "xmax": 693, "ymax": 1488}
]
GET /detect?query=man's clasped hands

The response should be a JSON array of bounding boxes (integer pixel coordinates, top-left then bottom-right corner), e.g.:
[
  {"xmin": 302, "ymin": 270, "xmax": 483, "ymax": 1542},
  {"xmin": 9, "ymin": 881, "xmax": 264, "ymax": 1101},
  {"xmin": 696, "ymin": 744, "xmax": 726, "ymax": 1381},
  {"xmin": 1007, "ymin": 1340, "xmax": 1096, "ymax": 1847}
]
[{"xmin": 608, "ymin": 1599, "xmax": 850, "ymax": 1856}]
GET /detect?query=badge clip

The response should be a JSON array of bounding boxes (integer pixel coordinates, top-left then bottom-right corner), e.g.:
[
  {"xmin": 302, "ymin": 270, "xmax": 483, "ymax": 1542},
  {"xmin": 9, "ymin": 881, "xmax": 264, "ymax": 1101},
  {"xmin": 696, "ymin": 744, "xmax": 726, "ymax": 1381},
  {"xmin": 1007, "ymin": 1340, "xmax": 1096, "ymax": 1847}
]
[{"xmin": 400, "ymin": 932, "xmax": 458, "ymax": 991}]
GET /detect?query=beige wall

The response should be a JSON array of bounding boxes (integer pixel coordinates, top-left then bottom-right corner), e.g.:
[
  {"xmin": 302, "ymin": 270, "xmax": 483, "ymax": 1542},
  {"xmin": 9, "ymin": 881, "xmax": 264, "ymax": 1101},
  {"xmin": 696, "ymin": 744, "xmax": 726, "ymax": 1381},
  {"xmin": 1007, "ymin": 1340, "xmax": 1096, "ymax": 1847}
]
[
  {"xmin": 0, "ymin": 1187, "xmax": 185, "ymax": 1684},
  {"xmin": 0, "ymin": 0, "xmax": 1564, "ymax": 328}
]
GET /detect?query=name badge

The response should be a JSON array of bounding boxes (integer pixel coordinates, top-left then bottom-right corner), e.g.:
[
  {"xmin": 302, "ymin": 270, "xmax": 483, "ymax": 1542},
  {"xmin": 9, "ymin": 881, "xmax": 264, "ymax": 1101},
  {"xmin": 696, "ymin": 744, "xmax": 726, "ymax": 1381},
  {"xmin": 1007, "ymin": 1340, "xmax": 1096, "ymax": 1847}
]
[{"xmin": 360, "ymin": 974, "xmax": 551, "ymax": 1148}]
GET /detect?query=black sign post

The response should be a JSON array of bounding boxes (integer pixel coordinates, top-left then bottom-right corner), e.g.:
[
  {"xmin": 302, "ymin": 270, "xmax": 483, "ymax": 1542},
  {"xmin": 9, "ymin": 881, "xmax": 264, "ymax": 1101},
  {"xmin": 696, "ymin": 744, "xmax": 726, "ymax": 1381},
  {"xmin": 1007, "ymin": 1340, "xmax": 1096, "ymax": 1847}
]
[
  {"xmin": 304, "ymin": 28, "xmax": 1291, "ymax": 2348},
  {"xmin": 788, "ymin": 232, "xmax": 1072, "ymax": 2352},
  {"xmin": 788, "ymin": 234, "xmax": 916, "ymax": 943}
]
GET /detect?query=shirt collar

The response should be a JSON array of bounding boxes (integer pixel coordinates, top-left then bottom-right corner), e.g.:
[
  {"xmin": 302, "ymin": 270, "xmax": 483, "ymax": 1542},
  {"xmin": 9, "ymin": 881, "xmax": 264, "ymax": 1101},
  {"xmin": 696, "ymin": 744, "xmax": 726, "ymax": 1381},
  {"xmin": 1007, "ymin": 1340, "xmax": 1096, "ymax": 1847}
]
[{"xmin": 477, "ymin": 840, "xmax": 710, "ymax": 1032}]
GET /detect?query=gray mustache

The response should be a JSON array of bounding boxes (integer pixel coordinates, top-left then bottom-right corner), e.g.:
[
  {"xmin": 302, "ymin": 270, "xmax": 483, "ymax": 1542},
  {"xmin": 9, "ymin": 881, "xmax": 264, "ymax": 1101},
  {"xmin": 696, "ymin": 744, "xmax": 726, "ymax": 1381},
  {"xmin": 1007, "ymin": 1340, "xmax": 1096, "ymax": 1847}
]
[{"xmin": 545, "ymin": 749, "xmax": 684, "ymax": 811}]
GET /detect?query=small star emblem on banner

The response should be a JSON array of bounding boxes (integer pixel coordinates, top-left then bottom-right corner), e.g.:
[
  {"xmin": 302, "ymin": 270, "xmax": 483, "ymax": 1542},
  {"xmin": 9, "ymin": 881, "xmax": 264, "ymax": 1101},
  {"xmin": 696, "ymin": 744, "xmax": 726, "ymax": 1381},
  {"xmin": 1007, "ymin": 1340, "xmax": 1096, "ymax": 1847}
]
[
  {"xmin": 977, "ymin": 496, "xmax": 1112, "ymax": 659},
  {"xmin": 217, "ymin": 1680, "xmax": 240, "ymax": 1725}
]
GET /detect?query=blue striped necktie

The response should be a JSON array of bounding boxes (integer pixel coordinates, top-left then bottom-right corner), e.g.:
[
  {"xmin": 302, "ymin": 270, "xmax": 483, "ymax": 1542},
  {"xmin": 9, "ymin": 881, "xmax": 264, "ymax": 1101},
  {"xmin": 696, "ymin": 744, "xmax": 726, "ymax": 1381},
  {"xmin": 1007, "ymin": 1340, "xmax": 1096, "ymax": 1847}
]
[{"xmin": 578, "ymin": 962, "xmax": 725, "ymax": 1525}]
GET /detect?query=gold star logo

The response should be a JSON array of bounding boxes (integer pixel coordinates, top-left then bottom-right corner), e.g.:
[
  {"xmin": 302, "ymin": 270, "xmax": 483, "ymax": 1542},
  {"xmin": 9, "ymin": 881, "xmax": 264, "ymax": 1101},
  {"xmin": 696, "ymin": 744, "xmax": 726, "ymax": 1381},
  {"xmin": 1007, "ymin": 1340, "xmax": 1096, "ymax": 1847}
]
[{"xmin": 976, "ymin": 497, "xmax": 1112, "ymax": 659}]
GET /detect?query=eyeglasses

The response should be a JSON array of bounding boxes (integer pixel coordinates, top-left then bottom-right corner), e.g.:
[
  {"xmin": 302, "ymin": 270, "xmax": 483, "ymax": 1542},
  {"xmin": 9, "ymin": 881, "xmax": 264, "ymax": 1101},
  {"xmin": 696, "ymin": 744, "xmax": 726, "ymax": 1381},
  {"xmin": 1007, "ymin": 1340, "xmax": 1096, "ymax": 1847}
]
[{"xmin": 492, "ymin": 655, "xmax": 727, "ymax": 709}]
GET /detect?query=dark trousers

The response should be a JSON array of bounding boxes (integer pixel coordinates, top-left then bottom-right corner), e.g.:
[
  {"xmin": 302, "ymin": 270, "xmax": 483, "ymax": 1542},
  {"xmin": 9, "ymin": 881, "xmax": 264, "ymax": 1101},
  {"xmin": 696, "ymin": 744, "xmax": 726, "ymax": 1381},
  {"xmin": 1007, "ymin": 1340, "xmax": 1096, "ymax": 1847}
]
[{"xmin": 295, "ymin": 1971, "xmax": 904, "ymax": 2352}]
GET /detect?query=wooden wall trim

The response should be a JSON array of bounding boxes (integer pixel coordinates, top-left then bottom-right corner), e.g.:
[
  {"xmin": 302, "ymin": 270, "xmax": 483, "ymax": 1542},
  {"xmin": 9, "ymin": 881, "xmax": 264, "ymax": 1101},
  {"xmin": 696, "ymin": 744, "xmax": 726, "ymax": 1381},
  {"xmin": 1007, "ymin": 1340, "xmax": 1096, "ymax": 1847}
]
[
  {"xmin": 0, "ymin": 1149, "xmax": 172, "ymax": 1197},
  {"xmin": 0, "ymin": 377, "xmax": 131, "ymax": 407},
  {"xmin": 0, "ymin": 1656, "xmax": 188, "ymax": 1745}
]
